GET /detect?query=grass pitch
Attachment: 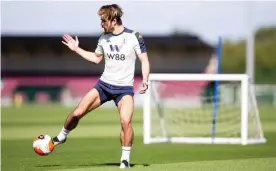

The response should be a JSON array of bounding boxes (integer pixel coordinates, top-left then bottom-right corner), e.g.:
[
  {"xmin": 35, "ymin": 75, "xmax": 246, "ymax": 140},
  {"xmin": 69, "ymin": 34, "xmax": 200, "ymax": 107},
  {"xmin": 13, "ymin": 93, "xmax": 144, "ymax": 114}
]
[{"xmin": 1, "ymin": 104, "xmax": 276, "ymax": 171}]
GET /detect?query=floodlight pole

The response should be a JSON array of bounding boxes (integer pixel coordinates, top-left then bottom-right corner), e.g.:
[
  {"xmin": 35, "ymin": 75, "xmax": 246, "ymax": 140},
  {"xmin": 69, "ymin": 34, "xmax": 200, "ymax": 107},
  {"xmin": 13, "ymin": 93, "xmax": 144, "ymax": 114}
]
[{"xmin": 246, "ymin": 1, "xmax": 255, "ymax": 84}]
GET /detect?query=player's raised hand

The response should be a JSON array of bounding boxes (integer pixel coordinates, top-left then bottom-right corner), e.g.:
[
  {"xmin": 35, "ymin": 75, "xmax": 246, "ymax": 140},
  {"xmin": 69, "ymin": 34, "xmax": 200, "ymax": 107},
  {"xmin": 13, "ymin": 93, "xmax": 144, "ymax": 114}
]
[
  {"xmin": 139, "ymin": 80, "xmax": 149, "ymax": 94},
  {"xmin": 62, "ymin": 34, "xmax": 79, "ymax": 51}
]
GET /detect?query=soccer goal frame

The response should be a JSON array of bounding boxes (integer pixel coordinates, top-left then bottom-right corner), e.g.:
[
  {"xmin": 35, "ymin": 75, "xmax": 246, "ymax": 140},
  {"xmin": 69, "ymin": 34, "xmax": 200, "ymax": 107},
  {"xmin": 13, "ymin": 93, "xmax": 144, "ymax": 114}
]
[{"xmin": 143, "ymin": 73, "xmax": 266, "ymax": 145}]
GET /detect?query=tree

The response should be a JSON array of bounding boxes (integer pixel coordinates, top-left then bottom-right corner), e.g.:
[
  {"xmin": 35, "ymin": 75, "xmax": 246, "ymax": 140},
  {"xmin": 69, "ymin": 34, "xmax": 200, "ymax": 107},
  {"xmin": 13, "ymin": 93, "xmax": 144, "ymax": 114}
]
[{"xmin": 221, "ymin": 26, "xmax": 276, "ymax": 83}]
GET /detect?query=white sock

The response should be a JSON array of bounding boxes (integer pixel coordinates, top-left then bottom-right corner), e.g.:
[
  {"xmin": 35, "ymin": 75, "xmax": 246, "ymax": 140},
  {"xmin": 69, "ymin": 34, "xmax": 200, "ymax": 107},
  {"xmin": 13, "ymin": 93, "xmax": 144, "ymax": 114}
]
[
  {"xmin": 121, "ymin": 146, "xmax": 131, "ymax": 162},
  {"xmin": 57, "ymin": 127, "xmax": 69, "ymax": 141}
]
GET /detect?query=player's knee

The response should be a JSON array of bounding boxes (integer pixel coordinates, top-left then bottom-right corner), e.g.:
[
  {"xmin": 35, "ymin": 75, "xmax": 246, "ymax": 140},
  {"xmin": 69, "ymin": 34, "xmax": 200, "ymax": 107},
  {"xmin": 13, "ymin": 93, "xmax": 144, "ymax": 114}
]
[
  {"xmin": 120, "ymin": 117, "xmax": 132, "ymax": 129},
  {"xmin": 71, "ymin": 108, "xmax": 86, "ymax": 119}
]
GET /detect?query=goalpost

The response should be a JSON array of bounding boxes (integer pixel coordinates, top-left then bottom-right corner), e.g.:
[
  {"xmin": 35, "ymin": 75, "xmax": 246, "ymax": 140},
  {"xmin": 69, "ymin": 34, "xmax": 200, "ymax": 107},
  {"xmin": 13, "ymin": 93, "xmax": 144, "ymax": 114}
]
[{"xmin": 143, "ymin": 73, "xmax": 266, "ymax": 145}]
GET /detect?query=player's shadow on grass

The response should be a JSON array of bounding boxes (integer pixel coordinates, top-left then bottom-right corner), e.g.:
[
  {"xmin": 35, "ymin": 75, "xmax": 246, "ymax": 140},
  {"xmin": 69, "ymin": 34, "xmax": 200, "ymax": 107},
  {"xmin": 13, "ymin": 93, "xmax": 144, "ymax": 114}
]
[
  {"xmin": 79, "ymin": 163, "xmax": 150, "ymax": 167},
  {"xmin": 36, "ymin": 163, "xmax": 150, "ymax": 168},
  {"xmin": 36, "ymin": 164, "xmax": 61, "ymax": 167}
]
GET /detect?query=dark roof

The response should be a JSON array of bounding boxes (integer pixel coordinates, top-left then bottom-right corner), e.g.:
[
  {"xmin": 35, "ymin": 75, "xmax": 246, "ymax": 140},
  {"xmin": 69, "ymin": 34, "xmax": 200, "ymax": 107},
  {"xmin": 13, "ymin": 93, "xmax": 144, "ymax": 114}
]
[{"xmin": 1, "ymin": 34, "xmax": 214, "ymax": 53}]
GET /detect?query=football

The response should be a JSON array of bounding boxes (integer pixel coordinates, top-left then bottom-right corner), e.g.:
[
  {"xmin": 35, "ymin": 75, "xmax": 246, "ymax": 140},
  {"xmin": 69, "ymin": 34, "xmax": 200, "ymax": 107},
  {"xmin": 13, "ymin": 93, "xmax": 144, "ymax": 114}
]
[{"xmin": 33, "ymin": 134, "xmax": 54, "ymax": 156}]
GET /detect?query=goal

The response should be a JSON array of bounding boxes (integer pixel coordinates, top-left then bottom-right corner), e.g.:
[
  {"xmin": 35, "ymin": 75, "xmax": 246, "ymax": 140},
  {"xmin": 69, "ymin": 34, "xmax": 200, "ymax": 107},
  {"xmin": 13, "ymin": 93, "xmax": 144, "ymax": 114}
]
[{"xmin": 143, "ymin": 73, "xmax": 266, "ymax": 145}]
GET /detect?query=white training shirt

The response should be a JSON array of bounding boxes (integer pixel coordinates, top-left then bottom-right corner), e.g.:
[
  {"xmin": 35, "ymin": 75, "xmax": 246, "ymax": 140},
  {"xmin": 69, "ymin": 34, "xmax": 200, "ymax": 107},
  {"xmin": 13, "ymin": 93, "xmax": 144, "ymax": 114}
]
[{"xmin": 95, "ymin": 27, "xmax": 147, "ymax": 86}]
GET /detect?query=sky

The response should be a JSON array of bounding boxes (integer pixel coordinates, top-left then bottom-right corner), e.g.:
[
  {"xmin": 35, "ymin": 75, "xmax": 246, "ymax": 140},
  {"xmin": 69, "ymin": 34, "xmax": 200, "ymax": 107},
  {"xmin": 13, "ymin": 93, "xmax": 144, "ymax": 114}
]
[{"xmin": 1, "ymin": 0, "xmax": 276, "ymax": 44}]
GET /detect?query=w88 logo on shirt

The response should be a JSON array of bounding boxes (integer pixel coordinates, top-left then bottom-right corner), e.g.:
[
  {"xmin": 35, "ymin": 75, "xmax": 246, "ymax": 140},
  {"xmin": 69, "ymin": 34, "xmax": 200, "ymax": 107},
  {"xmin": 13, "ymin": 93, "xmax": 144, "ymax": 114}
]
[
  {"xmin": 107, "ymin": 44, "xmax": 125, "ymax": 61},
  {"xmin": 107, "ymin": 53, "xmax": 126, "ymax": 60}
]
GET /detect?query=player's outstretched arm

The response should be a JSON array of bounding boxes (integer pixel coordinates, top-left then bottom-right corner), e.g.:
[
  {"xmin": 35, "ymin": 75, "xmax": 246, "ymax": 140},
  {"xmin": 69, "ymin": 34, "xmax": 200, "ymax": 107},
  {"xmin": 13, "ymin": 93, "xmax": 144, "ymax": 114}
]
[
  {"xmin": 138, "ymin": 53, "xmax": 150, "ymax": 94},
  {"xmin": 62, "ymin": 34, "xmax": 103, "ymax": 64}
]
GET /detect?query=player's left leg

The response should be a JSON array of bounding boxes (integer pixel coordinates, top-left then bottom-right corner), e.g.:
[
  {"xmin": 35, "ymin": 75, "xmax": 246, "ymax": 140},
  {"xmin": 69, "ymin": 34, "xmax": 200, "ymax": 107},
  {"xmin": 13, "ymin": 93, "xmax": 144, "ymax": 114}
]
[{"xmin": 117, "ymin": 95, "xmax": 134, "ymax": 168}]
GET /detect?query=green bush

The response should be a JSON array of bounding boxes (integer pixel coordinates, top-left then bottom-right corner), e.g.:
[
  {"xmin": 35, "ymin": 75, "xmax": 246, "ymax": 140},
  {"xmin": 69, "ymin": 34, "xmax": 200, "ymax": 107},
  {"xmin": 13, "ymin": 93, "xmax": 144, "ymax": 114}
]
[{"xmin": 221, "ymin": 26, "xmax": 276, "ymax": 84}]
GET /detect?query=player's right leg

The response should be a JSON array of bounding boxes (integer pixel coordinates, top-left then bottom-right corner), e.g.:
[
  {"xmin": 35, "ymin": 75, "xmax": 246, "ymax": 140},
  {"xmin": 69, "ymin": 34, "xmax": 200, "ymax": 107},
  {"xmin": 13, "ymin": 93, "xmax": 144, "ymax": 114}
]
[{"xmin": 53, "ymin": 88, "xmax": 102, "ymax": 146}]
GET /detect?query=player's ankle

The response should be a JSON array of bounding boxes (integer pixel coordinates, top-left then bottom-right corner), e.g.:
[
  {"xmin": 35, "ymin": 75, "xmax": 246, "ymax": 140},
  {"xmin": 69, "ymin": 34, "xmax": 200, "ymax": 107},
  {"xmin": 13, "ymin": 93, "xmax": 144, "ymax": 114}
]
[
  {"xmin": 56, "ymin": 134, "xmax": 67, "ymax": 142},
  {"xmin": 57, "ymin": 127, "xmax": 69, "ymax": 141},
  {"xmin": 121, "ymin": 146, "xmax": 131, "ymax": 162}
]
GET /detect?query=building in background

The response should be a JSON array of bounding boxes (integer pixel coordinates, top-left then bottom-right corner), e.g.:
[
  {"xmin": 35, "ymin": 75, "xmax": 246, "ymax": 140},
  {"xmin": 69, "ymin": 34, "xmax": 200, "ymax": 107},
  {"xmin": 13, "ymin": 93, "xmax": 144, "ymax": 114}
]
[{"xmin": 1, "ymin": 34, "xmax": 214, "ymax": 106}]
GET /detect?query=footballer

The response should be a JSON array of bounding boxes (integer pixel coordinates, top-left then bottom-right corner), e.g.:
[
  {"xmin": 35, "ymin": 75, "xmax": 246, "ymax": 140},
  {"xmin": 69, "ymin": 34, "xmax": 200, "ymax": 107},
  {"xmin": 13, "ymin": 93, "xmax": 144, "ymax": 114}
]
[{"xmin": 52, "ymin": 4, "xmax": 150, "ymax": 169}]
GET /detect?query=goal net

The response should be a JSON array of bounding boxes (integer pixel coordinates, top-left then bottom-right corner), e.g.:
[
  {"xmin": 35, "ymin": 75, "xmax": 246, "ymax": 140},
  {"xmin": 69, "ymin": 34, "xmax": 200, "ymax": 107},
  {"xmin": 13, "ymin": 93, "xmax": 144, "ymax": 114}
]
[{"xmin": 143, "ymin": 74, "xmax": 266, "ymax": 145}]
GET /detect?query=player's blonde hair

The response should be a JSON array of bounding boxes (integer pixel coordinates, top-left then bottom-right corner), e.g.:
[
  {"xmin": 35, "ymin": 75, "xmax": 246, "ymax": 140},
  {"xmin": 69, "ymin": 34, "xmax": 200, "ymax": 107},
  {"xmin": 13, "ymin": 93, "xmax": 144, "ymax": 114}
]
[{"xmin": 98, "ymin": 4, "xmax": 123, "ymax": 25}]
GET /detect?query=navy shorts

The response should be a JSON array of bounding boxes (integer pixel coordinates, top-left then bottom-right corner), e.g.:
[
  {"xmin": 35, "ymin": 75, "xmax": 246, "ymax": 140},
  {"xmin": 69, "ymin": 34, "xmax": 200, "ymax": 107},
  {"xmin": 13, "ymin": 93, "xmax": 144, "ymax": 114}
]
[{"xmin": 94, "ymin": 80, "xmax": 134, "ymax": 106}]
